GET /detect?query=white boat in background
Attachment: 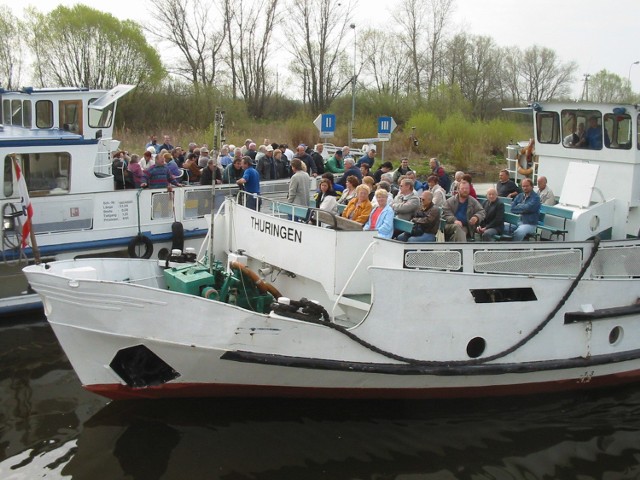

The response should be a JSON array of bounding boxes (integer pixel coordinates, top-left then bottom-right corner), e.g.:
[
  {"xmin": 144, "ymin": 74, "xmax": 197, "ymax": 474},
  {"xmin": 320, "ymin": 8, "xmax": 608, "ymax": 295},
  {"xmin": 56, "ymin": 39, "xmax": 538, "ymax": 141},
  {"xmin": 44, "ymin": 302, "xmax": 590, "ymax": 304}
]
[
  {"xmin": 0, "ymin": 85, "xmax": 289, "ymax": 314},
  {"xmin": 23, "ymin": 101, "xmax": 640, "ymax": 400}
]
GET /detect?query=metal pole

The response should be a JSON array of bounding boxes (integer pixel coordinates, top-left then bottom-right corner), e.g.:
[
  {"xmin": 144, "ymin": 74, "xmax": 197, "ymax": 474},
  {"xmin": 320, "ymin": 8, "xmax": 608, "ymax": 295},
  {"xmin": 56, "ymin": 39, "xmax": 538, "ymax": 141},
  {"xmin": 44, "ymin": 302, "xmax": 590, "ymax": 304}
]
[
  {"xmin": 350, "ymin": 23, "xmax": 356, "ymax": 146},
  {"xmin": 628, "ymin": 60, "xmax": 639, "ymax": 83}
]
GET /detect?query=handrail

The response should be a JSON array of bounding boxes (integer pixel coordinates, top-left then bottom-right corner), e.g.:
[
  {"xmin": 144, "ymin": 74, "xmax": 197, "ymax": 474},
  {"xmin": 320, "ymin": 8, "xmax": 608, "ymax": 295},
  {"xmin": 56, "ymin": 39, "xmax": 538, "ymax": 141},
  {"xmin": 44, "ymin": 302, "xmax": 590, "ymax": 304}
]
[{"xmin": 331, "ymin": 240, "xmax": 377, "ymax": 319}]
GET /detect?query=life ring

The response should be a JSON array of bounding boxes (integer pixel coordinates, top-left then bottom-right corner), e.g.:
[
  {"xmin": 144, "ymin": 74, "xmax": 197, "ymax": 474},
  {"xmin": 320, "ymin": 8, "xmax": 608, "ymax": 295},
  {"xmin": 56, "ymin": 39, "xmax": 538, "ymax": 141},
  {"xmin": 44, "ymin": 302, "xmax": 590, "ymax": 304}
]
[
  {"xmin": 517, "ymin": 138, "xmax": 535, "ymax": 176},
  {"xmin": 230, "ymin": 261, "xmax": 283, "ymax": 298},
  {"xmin": 128, "ymin": 234, "xmax": 153, "ymax": 259}
]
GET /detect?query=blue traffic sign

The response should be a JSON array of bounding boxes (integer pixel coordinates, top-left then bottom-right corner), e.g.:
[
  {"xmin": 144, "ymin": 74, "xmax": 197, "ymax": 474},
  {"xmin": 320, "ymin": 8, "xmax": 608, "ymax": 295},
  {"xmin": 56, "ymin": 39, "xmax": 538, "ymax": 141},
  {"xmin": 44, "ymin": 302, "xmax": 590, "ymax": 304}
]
[
  {"xmin": 321, "ymin": 114, "xmax": 336, "ymax": 133},
  {"xmin": 377, "ymin": 116, "xmax": 396, "ymax": 135}
]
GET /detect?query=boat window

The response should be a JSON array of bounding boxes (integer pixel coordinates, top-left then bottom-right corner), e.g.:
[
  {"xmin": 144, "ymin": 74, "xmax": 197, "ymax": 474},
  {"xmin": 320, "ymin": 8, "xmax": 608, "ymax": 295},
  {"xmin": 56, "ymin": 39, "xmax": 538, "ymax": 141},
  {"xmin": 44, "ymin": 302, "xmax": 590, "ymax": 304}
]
[
  {"xmin": 604, "ymin": 113, "xmax": 631, "ymax": 149},
  {"xmin": 3, "ymin": 156, "xmax": 13, "ymax": 197},
  {"xmin": 11, "ymin": 100, "xmax": 22, "ymax": 126},
  {"xmin": 88, "ymin": 98, "xmax": 114, "ymax": 128},
  {"xmin": 59, "ymin": 100, "xmax": 82, "ymax": 134},
  {"xmin": 638, "ymin": 114, "xmax": 640, "ymax": 150},
  {"xmin": 536, "ymin": 112, "xmax": 559, "ymax": 144},
  {"xmin": 1, "ymin": 99, "xmax": 8, "ymax": 124},
  {"xmin": 560, "ymin": 109, "xmax": 602, "ymax": 149},
  {"xmin": 9, "ymin": 152, "xmax": 71, "ymax": 196},
  {"xmin": 23, "ymin": 101, "xmax": 32, "ymax": 128},
  {"xmin": 36, "ymin": 100, "xmax": 54, "ymax": 128}
]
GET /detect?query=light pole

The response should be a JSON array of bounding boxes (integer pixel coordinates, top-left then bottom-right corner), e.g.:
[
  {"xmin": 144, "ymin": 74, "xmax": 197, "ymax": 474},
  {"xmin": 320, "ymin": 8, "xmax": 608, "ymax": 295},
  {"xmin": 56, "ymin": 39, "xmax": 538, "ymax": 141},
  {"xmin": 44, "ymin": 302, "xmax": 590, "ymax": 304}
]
[
  {"xmin": 628, "ymin": 60, "xmax": 639, "ymax": 83},
  {"xmin": 350, "ymin": 23, "xmax": 356, "ymax": 146}
]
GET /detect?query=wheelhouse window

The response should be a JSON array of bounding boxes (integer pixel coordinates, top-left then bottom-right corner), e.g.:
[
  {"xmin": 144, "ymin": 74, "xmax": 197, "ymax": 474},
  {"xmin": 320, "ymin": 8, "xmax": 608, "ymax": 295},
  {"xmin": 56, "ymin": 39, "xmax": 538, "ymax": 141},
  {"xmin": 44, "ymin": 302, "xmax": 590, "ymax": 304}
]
[
  {"xmin": 604, "ymin": 113, "xmax": 631, "ymax": 149},
  {"xmin": 0, "ymin": 100, "xmax": 33, "ymax": 127},
  {"xmin": 560, "ymin": 109, "xmax": 603, "ymax": 149},
  {"xmin": 88, "ymin": 98, "xmax": 114, "ymax": 128},
  {"xmin": 536, "ymin": 112, "xmax": 560, "ymax": 144},
  {"xmin": 23, "ymin": 101, "xmax": 32, "ymax": 128},
  {"xmin": 36, "ymin": 100, "xmax": 54, "ymax": 128},
  {"xmin": 59, "ymin": 100, "xmax": 82, "ymax": 134},
  {"xmin": 11, "ymin": 100, "xmax": 22, "ymax": 126},
  {"xmin": 7, "ymin": 153, "xmax": 71, "ymax": 196},
  {"xmin": 2, "ymin": 99, "xmax": 9, "ymax": 124}
]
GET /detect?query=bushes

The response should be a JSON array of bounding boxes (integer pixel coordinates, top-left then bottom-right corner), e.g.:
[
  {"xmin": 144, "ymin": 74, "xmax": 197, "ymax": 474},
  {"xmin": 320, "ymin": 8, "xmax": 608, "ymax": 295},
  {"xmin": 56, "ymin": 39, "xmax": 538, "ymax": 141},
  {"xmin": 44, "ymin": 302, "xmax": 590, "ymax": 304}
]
[{"xmin": 407, "ymin": 111, "xmax": 530, "ymax": 173}]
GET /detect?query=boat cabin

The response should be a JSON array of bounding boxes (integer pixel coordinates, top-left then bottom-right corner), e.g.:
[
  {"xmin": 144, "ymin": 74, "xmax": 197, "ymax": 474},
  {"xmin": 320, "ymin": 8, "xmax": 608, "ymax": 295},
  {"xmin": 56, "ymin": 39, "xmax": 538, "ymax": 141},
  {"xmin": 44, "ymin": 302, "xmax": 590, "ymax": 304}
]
[
  {"xmin": 0, "ymin": 85, "xmax": 133, "ymax": 199},
  {"xmin": 506, "ymin": 102, "xmax": 640, "ymax": 239}
]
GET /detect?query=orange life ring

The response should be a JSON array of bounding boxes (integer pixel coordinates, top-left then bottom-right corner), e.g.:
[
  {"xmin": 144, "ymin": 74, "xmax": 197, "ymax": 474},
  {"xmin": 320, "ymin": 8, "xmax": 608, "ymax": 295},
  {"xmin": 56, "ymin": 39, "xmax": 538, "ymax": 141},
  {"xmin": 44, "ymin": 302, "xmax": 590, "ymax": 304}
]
[
  {"xmin": 230, "ymin": 261, "xmax": 283, "ymax": 298},
  {"xmin": 517, "ymin": 138, "xmax": 535, "ymax": 176}
]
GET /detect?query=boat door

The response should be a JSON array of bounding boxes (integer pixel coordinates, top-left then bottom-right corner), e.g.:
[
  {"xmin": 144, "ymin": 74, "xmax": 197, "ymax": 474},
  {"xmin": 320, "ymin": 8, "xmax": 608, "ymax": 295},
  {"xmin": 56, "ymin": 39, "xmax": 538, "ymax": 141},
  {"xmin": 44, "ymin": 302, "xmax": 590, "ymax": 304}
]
[{"xmin": 59, "ymin": 100, "xmax": 82, "ymax": 135}]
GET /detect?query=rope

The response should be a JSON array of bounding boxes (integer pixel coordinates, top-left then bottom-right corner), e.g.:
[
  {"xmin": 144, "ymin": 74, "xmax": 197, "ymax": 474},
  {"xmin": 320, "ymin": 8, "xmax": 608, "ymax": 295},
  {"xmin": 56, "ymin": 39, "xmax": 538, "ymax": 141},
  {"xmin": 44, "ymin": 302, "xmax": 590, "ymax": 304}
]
[
  {"xmin": 135, "ymin": 189, "xmax": 143, "ymax": 236},
  {"xmin": 305, "ymin": 237, "xmax": 602, "ymax": 367}
]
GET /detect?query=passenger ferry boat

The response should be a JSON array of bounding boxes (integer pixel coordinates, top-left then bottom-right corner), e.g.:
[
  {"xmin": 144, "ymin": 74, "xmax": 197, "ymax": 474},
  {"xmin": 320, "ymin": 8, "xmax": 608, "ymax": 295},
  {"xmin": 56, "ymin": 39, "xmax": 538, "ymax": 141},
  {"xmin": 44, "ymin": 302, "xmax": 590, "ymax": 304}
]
[
  {"xmin": 0, "ymin": 85, "xmax": 287, "ymax": 314},
  {"xmin": 23, "ymin": 101, "xmax": 640, "ymax": 400}
]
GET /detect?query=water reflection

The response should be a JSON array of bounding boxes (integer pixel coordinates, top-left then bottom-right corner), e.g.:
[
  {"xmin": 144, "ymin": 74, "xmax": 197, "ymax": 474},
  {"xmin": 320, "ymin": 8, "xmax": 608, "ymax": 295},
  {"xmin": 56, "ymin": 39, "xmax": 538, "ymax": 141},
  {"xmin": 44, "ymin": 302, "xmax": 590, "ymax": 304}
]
[{"xmin": 2, "ymin": 317, "xmax": 640, "ymax": 479}]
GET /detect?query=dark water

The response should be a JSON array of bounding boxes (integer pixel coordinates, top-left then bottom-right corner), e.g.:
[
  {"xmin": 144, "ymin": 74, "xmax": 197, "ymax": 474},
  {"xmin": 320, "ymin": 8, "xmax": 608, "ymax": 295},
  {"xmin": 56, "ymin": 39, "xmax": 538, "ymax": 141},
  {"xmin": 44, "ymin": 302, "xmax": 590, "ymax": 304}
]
[{"xmin": 2, "ymin": 314, "xmax": 640, "ymax": 479}]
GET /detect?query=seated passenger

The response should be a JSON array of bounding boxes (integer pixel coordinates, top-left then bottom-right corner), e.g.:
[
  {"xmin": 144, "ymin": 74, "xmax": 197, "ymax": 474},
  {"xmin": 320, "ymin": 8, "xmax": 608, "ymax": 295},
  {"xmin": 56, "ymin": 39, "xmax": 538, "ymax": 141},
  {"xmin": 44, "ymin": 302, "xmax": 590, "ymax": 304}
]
[
  {"xmin": 449, "ymin": 171, "xmax": 464, "ymax": 195},
  {"xmin": 536, "ymin": 176, "xmax": 556, "ymax": 206},
  {"xmin": 427, "ymin": 174, "xmax": 446, "ymax": 208},
  {"xmin": 391, "ymin": 178, "xmax": 420, "ymax": 221},
  {"xmin": 508, "ymin": 178, "xmax": 540, "ymax": 241},
  {"xmin": 364, "ymin": 189, "xmax": 394, "ymax": 239},
  {"xmin": 341, "ymin": 184, "xmax": 372, "ymax": 225},
  {"xmin": 338, "ymin": 175, "xmax": 360, "ymax": 205},
  {"xmin": 315, "ymin": 178, "xmax": 338, "ymax": 214},
  {"xmin": 476, "ymin": 187, "xmax": 504, "ymax": 241},
  {"xmin": 397, "ymin": 191, "xmax": 440, "ymax": 243},
  {"xmin": 442, "ymin": 180, "xmax": 485, "ymax": 242},
  {"xmin": 183, "ymin": 152, "xmax": 202, "ymax": 182},
  {"xmin": 496, "ymin": 169, "xmax": 519, "ymax": 198},
  {"xmin": 462, "ymin": 173, "xmax": 477, "ymax": 199}
]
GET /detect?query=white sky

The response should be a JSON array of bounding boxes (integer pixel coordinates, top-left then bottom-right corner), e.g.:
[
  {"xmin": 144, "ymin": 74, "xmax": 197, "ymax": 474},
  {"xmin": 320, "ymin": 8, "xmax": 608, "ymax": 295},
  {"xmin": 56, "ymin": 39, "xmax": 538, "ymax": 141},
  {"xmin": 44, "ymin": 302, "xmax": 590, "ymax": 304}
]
[{"xmin": 2, "ymin": 0, "xmax": 640, "ymax": 95}]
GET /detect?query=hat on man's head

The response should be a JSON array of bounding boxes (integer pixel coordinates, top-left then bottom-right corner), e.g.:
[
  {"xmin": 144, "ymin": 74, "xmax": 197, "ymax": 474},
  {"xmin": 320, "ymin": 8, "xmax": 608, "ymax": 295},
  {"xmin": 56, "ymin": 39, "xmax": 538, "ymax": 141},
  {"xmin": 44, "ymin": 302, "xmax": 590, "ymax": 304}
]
[
  {"xmin": 335, "ymin": 149, "xmax": 343, "ymax": 156},
  {"xmin": 201, "ymin": 148, "xmax": 209, "ymax": 154},
  {"xmin": 266, "ymin": 145, "xmax": 274, "ymax": 152},
  {"xmin": 146, "ymin": 146, "xmax": 156, "ymax": 154}
]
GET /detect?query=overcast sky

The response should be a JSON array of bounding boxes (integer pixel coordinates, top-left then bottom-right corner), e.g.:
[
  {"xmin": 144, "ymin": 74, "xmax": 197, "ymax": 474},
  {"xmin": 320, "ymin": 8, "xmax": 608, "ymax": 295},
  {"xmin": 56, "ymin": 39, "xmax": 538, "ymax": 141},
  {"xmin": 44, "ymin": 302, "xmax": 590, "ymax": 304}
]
[{"xmin": 4, "ymin": 0, "xmax": 640, "ymax": 95}]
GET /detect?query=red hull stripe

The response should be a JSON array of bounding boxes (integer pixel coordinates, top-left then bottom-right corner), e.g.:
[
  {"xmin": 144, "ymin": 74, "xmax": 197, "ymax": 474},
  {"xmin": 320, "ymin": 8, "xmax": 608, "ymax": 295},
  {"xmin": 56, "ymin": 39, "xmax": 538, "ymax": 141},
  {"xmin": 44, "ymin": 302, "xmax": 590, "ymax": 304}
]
[{"xmin": 86, "ymin": 369, "xmax": 640, "ymax": 400}]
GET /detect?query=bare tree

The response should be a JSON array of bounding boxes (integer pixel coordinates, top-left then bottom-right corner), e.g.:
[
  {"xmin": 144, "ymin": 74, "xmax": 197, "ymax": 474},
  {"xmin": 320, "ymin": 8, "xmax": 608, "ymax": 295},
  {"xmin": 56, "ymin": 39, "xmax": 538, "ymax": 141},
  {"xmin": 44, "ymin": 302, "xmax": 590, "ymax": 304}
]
[
  {"xmin": 147, "ymin": 0, "xmax": 226, "ymax": 89},
  {"xmin": 396, "ymin": 0, "xmax": 453, "ymax": 100},
  {"xmin": 396, "ymin": 0, "xmax": 427, "ymax": 98},
  {"xmin": 224, "ymin": 0, "xmax": 280, "ymax": 117},
  {"xmin": 287, "ymin": 0, "xmax": 354, "ymax": 113},
  {"xmin": 359, "ymin": 28, "xmax": 410, "ymax": 99},
  {"xmin": 520, "ymin": 46, "xmax": 577, "ymax": 101},
  {"xmin": 423, "ymin": 0, "xmax": 454, "ymax": 98},
  {"xmin": 0, "ymin": 8, "xmax": 23, "ymax": 89},
  {"xmin": 455, "ymin": 35, "xmax": 502, "ymax": 119}
]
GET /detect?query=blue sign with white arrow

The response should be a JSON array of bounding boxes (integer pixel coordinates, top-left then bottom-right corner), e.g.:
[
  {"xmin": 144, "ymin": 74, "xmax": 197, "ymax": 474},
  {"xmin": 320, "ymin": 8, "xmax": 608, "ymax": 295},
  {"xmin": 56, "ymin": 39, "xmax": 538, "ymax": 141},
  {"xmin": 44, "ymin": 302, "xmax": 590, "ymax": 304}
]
[
  {"xmin": 377, "ymin": 116, "xmax": 397, "ymax": 138},
  {"xmin": 314, "ymin": 113, "xmax": 336, "ymax": 137}
]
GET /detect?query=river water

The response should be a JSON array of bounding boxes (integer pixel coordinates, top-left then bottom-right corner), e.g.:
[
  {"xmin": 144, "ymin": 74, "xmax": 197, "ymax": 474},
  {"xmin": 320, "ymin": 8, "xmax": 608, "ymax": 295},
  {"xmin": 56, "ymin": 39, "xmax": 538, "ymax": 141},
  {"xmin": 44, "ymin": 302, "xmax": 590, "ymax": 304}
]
[{"xmin": 2, "ymin": 313, "xmax": 640, "ymax": 480}]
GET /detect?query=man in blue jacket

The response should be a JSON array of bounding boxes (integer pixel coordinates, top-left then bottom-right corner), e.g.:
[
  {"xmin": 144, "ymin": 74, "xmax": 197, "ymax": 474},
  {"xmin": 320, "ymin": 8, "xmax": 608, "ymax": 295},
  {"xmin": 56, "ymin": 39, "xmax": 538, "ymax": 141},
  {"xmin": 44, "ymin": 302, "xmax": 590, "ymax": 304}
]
[{"xmin": 509, "ymin": 178, "xmax": 540, "ymax": 241}]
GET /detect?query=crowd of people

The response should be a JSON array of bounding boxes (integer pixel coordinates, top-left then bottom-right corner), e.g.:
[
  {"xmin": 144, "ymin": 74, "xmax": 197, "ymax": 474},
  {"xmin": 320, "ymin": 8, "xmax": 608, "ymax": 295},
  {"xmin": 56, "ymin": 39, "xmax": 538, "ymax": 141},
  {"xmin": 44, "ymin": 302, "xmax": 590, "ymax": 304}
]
[{"xmin": 112, "ymin": 134, "xmax": 557, "ymax": 243}]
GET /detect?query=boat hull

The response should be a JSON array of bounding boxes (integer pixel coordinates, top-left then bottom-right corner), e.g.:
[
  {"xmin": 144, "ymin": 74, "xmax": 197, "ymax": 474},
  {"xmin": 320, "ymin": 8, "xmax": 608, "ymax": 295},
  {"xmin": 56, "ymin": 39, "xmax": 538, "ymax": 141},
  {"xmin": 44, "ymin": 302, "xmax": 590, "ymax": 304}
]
[{"xmin": 24, "ymin": 252, "xmax": 640, "ymax": 400}]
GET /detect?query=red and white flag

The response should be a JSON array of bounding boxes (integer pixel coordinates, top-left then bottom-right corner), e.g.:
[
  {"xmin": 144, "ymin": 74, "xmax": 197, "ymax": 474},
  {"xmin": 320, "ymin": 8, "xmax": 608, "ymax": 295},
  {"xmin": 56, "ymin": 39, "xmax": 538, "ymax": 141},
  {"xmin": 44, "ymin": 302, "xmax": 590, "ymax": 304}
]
[{"xmin": 12, "ymin": 158, "xmax": 33, "ymax": 248}]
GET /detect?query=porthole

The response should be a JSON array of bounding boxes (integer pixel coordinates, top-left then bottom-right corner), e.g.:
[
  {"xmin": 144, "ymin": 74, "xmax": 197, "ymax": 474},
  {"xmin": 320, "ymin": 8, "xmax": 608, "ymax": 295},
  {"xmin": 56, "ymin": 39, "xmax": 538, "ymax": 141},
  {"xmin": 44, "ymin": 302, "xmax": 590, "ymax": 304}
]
[
  {"xmin": 590, "ymin": 215, "xmax": 600, "ymax": 232},
  {"xmin": 467, "ymin": 337, "xmax": 486, "ymax": 358},
  {"xmin": 609, "ymin": 326, "xmax": 623, "ymax": 346}
]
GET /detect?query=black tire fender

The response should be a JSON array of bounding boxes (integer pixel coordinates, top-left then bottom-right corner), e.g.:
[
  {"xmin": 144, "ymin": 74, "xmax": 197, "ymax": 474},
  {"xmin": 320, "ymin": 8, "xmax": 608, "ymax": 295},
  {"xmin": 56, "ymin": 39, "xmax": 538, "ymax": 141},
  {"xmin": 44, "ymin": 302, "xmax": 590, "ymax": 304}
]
[{"xmin": 128, "ymin": 234, "xmax": 153, "ymax": 259}]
